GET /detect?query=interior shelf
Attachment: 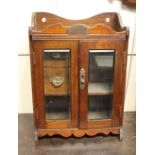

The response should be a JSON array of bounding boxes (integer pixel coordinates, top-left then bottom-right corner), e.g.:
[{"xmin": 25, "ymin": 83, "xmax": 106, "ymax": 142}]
[
  {"xmin": 94, "ymin": 55, "xmax": 114, "ymax": 67},
  {"xmin": 46, "ymin": 112, "xmax": 69, "ymax": 120},
  {"xmin": 88, "ymin": 83, "xmax": 113, "ymax": 96},
  {"xmin": 45, "ymin": 92, "xmax": 69, "ymax": 96},
  {"xmin": 88, "ymin": 111, "xmax": 112, "ymax": 120}
]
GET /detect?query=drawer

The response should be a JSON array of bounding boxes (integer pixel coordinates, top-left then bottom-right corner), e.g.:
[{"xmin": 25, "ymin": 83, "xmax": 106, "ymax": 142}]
[{"xmin": 43, "ymin": 60, "xmax": 70, "ymax": 96}]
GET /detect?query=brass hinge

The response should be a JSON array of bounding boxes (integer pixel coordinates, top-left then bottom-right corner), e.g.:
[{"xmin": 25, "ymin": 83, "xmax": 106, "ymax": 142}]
[{"xmin": 32, "ymin": 52, "xmax": 35, "ymax": 65}]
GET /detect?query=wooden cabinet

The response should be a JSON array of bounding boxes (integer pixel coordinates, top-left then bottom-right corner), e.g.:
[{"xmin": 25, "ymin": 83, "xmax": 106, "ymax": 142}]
[{"xmin": 29, "ymin": 12, "xmax": 129, "ymax": 141}]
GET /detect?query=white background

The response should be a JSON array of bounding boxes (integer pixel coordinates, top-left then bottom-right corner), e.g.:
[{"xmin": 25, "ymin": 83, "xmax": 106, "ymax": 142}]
[
  {"xmin": 3, "ymin": 1, "xmax": 155, "ymax": 155},
  {"xmin": 17, "ymin": 0, "xmax": 136, "ymax": 113}
]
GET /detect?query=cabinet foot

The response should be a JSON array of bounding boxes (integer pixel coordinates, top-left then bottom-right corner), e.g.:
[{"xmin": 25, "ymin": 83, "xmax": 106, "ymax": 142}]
[
  {"xmin": 34, "ymin": 130, "xmax": 38, "ymax": 146},
  {"xmin": 119, "ymin": 127, "xmax": 123, "ymax": 141}
]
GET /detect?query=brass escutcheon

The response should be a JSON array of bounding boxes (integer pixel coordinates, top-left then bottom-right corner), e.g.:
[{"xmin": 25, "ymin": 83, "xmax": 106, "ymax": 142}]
[{"xmin": 80, "ymin": 68, "xmax": 85, "ymax": 89}]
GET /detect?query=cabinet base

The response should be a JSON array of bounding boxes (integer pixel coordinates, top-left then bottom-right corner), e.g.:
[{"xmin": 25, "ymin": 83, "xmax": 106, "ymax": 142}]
[{"xmin": 36, "ymin": 127, "xmax": 120, "ymax": 138}]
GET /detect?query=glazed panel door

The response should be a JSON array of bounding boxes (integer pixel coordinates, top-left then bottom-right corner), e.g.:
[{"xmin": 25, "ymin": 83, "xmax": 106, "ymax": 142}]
[
  {"xmin": 32, "ymin": 40, "xmax": 78, "ymax": 129},
  {"xmin": 79, "ymin": 40, "xmax": 125, "ymax": 129}
]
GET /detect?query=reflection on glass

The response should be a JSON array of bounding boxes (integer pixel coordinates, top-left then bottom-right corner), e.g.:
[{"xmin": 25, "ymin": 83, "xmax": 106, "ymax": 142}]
[
  {"xmin": 43, "ymin": 49, "xmax": 70, "ymax": 120},
  {"xmin": 88, "ymin": 50, "xmax": 115, "ymax": 120}
]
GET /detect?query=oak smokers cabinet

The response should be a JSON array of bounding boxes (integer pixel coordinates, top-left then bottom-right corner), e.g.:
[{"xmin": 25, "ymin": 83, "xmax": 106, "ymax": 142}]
[{"xmin": 29, "ymin": 12, "xmax": 129, "ymax": 141}]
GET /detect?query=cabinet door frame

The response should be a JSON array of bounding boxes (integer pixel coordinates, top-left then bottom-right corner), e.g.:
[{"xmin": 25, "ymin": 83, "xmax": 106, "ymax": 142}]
[
  {"xmin": 79, "ymin": 40, "xmax": 126, "ymax": 129},
  {"xmin": 32, "ymin": 40, "xmax": 78, "ymax": 129}
]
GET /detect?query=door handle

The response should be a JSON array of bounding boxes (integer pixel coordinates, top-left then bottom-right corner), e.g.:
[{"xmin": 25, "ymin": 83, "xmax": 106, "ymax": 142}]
[{"xmin": 80, "ymin": 68, "xmax": 85, "ymax": 89}]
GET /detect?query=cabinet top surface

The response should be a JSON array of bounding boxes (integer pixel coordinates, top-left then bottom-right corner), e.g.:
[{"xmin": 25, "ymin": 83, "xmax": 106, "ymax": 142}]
[{"xmin": 29, "ymin": 12, "xmax": 128, "ymax": 38}]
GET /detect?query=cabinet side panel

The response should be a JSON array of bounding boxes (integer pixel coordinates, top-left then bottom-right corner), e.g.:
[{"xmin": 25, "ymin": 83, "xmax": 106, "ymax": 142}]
[
  {"xmin": 29, "ymin": 32, "xmax": 38, "ymax": 129},
  {"xmin": 119, "ymin": 36, "xmax": 129, "ymax": 127}
]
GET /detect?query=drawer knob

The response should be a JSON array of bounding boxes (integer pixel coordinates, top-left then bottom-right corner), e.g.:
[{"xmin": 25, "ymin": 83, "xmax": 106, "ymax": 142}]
[{"xmin": 49, "ymin": 76, "xmax": 64, "ymax": 87}]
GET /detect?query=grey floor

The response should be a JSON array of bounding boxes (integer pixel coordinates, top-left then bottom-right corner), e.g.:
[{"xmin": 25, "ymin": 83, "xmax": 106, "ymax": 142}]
[{"xmin": 18, "ymin": 112, "xmax": 136, "ymax": 155}]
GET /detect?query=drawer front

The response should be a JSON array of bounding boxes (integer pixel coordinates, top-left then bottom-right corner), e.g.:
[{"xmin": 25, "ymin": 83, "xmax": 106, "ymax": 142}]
[{"xmin": 44, "ymin": 60, "xmax": 70, "ymax": 96}]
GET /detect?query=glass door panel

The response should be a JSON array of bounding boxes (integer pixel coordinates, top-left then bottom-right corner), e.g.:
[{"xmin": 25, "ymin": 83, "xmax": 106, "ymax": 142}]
[
  {"xmin": 43, "ymin": 49, "xmax": 71, "ymax": 120},
  {"xmin": 88, "ymin": 50, "xmax": 115, "ymax": 120}
]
